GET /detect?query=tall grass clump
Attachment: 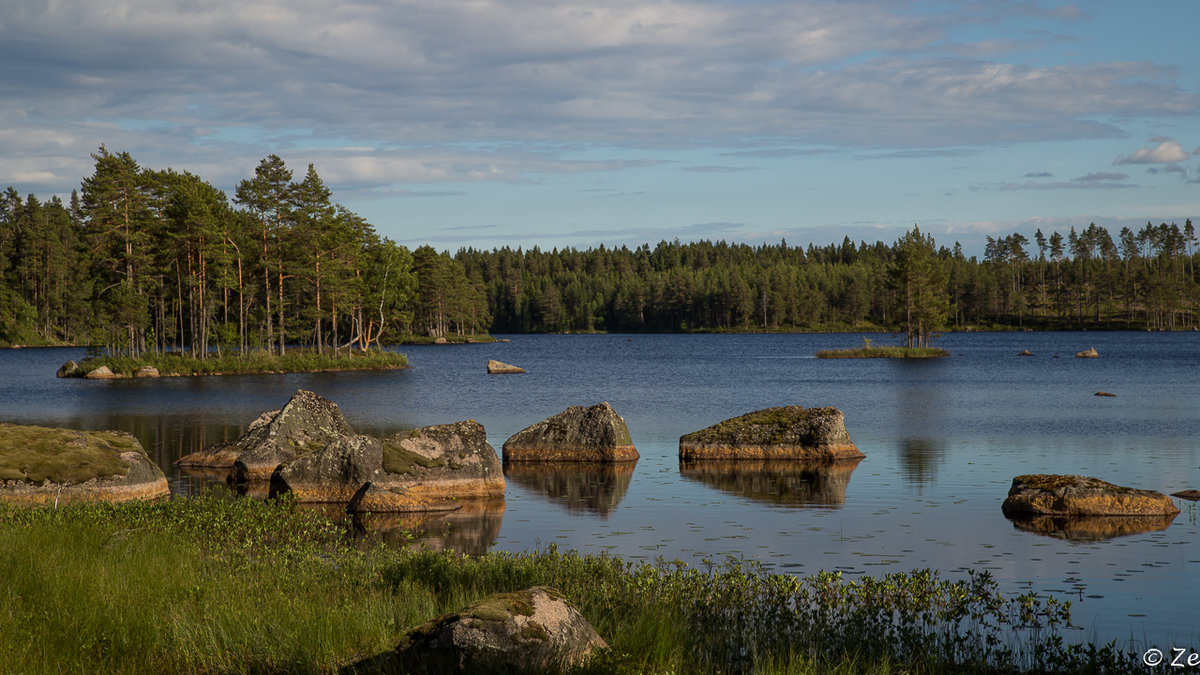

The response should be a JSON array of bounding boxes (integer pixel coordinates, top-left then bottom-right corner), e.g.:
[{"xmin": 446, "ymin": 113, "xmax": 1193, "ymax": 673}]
[
  {"xmin": 1, "ymin": 490, "xmax": 1144, "ymax": 674},
  {"xmin": 817, "ymin": 346, "xmax": 948, "ymax": 359}
]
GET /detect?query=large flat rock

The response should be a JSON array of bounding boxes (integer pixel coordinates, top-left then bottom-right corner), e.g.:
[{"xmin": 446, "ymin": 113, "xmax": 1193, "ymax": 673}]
[
  {"xmin": 678, "ymin": 406, "xmax": 861, "ymax": 461},
  {"xmin": 1001, "ymin": 474, "xmax": 1180, "ymax": 517},
  {"xmin": 0, "ymin": 423, "xmax": 169, "ymax": 504}
]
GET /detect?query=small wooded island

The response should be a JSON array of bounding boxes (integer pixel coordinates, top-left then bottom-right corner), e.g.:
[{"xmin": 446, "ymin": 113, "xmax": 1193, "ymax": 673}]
[{"xmin": 56, "ymin": 348, "xmax": 409, "ymax": 379}]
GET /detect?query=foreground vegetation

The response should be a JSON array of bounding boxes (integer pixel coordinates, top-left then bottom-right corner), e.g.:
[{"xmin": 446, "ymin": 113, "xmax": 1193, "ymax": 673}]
[
  {"xmin": 74, "ymin": 348, "xmax": 408, "ymax": 377},
  {"xmin": 0, "ymin": 490, "xmax": 1143, "ymax": 673}
]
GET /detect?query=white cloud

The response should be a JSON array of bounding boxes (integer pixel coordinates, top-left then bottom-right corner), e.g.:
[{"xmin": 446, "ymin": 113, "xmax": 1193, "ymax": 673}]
[{"xmin": 1114, "ymin": 139, "xmax": 1189, "ymax": 165}]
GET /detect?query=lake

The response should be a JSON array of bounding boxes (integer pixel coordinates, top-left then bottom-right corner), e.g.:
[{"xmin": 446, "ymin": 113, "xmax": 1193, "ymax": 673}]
[{"xmin": 3, "ymin": 331, "xmax": 1198, "ymax": 649}]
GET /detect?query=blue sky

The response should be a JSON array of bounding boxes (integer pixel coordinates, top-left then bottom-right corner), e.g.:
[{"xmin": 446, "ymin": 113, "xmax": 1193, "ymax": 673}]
[{"xmin": 2, "ymin": 0, "xmax": 1197, "ymax": 255}]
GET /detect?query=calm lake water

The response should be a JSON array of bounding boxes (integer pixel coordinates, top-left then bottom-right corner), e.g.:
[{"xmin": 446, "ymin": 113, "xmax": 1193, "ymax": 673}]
[{"xmin": 3, "ymin": 332, "xmax": 1199, "ymax": 647}]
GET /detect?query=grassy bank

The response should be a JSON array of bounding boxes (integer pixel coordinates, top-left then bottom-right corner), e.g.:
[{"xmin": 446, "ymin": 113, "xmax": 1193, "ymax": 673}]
[
  {"xmin": 75, "ymin": 348, "xmax": 408, "ymax": 377},
  {"xmin": 0, "ymin": 491, "xmax": 1140, "ymax": 674},
  {"xmin": 816, "ymin": 346, "xmax": 949, "ymax": 359}
]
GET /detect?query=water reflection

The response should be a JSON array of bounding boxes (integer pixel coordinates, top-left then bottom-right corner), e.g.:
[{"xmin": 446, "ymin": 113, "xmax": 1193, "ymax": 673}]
[
  {"xmin": 679, "ymin": 457, "xmax": 863, "ymax": 507},
  {"xmin": 1005, "ymin": 513, "xmax": 1179, "ymax": 541},
  {"xmin": 897, "ymin": 437, "xmax": 946, "ymax": 488},
  {"xmin": 502, "ymin": 461, "xmax": 634, "ymax": 517},
  {"xmin": 352, "ymin": 499, "xmax": 506, "ymax": 555}
]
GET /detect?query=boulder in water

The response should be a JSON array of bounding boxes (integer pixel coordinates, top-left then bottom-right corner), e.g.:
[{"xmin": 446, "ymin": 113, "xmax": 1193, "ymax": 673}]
[
  {"xmin": 678, "ymin": 406, "xmax": 862, "ymax": 461},
  {"xmin": 1001, "ymin": 474, "xmax": 1179, "ymax": 517},
  {"xmin": 503, "ymin": 402, "xmax": 638, "ymax": 462}
]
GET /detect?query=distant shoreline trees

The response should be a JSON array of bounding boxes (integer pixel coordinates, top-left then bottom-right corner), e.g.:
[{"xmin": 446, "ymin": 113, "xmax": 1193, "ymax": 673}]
[{"xmin": 1, "ymin": 150, "xmax": 1197, "ymax": 351}]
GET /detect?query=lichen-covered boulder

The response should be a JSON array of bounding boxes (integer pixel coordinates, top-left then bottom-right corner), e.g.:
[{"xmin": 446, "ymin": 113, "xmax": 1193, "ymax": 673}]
[
  {"xmin": 1001, "ymin": 474, "xmax": 1180, "ymax": 517},
  {"xmin": 272, "ymin": 420, "xmax": 505, "ymax": 509},
  {"xmin": 1075, "ymin": 347, "xmax": 1099, "ymax": 358},
  {"xmin": 56, "ymin": 360, "xmax": 82, "ymax": 378},
  {"xmin": 487, "ymin": 359, "xmax": 525, "ymax": 374},
  {"xmin": 369, "ymin": 586, "xmax": 607, "ymax": 674},
  {"xmin": 503, "ymin": 403, "xmax": 637, "ymax": 462},
  {"xmin": 678, "ymin": 406, "xmax": 861, "ymax": 461},
  {"xmin": 0, "ymin": 423, "xmax": 169, "ymax": 504},
  {"xmin": 135, "ymin": 365, "xmax": 160, "ymax": 378},
  {"xmin": 175, "ymin": 390, "xmax": 352, "ymax": 482}
]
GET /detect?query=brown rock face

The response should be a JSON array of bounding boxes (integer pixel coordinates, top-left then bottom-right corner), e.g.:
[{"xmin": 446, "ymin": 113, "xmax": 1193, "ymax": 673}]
[
  {"xmin": 0, "ymin": 424, "xmax": 170, "ymax": 505},
  {"xmin": 175, "ymin": 390, "xmax": 351, "ymax": 482},
  {"xmin": 347, "ymin": 420, "xmax": 506, "ymax": 512},
  {"xmin": 371, "ymin": 586, "xmax": 607, "ymax": 674},
  {"xmin": 135, "ymin": 365, "xmax": 160, "ymax": 378},
  {"xmin": 487, "ymin": 359, "xmax": 526, "ymax": 374},
  {"xmin": 1001, "ymin": 474, "xmax": 1180, "ymax": 517},
  {"xmin": 678, "ymin": 406, "xmax": 861, "ymax": 461},
  {"xmin": 503, "ymin": 402, "xmax": 638, "ymax": 462}
]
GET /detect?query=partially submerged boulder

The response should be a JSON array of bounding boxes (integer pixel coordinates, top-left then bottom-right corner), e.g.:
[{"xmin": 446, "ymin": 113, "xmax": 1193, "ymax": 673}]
[
  {"xmin": 84, "ymin": 365, "xmax": 120, "ymax": 379},
  {"xmin": 1094, "ymin": 391, "xmax": 1116, "ymax": 397},
  {"xmin": 1017, "ymin": 349, "xmax": 1034, "ymax": 356},
  {"xmin": 487, "ymin": 359, "xmax": 525, "ymax": 374},
  {"xmin": 679, "ymin": 406, "xmax": 862, "ymax": 461},
  {"xmin": 1001, "ymin": 474, "xmax": 1179, "ymax": 517},
  {"xmin": 1075, "ymin": 347, "xmax": 1099, "ymax": 358},
  {"xmin": 0, "ymin": 423, "xmax": 170, "ymax": 504},
  {"xmin": 56, "ymin": 360, "xmax": 81, "ymax": 378},
  {"xmin": 1172, "ymin": 489, "xmax": 1200, "ymax": 501},
  {"xmin": 347, "ymin": 420, "xmax": 506, "ymax": 512},
  {"xmin": 176, "ymin": 390, "xmax": 352, "ymax": 482},
  {"xmin": 503, "ymin": 402, "xmax": 637, "ymax": 462},
  {"xmin": 365, "ymin": 586, "xmax": 607, "ymax": 674},
  {"xmin": 135, "ymin": 365, "xmax": 160, "ymax": 378}
]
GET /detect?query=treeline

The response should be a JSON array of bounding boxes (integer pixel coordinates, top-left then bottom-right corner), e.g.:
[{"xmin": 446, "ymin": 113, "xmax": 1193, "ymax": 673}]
[
  {"xmin": 456, "ymin": 220, "xmax": 1199, "ymax": 333},
  {"xmin": 3, "ymin": 149, "xmax": 1197, "ymax": 351},
  {"xmin": 0, "ymin": 148, "xmax": 490, "ymax": 355}
]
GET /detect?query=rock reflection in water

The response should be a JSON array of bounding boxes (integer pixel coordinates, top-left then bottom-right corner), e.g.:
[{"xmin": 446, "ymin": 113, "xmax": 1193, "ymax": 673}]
[
  {"xmin": 1006, "ymin": 513, "xmax": 1179, "ymax": 541},
  {"xmin": 353, "ymin": 499, "xmax": 506, "ymax": 555},
  {"xmin": 679, "ymin": 457, "xmax": 863, "ymax": 507},
  {"xmin": 502, "ymin": 461, "xmax": 635, "ymax": 517}
]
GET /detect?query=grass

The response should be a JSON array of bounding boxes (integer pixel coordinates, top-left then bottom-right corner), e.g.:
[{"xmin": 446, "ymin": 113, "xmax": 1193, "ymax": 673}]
[
  {"xmin": 817, "ymin": 346, "xmax": 949, "ymax": 359},
  {"xmin": 0, "ymin": 423, "xmax": 141, "ymax": 484},
  {"xmin": 0, "ymin": 489, "xmax": 1145, "ymax": 674},
  {"xmin": 74, "ymin": 348, "xmax": 408, "ymax": 378}
]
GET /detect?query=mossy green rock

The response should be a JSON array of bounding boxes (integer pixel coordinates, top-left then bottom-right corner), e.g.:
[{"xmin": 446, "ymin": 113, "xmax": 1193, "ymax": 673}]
[
  {"xmin": 364, "ymin": 586, "xmax": 606, "ymax": 674},
  {"xmin": 503, "ymin": 402, "xmax": 638, "ymax": 463},
  {"xmin": 679, "ymin": 406, "xmax": 862, "ymax": 461},
  {"xmin": 1001, "ymin": 474, "xmax": 1180, "ymax": 517},
  {"xmin": 0, "ymin": 423, "xmax": 169, "ymax": 504}
]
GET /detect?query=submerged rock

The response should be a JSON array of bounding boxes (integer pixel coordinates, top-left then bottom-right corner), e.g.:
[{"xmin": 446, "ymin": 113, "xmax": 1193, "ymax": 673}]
[
  {"xmin": 678, "ymin": 406, "xmax": 862, "ymax": 461},
  {"xmin": 1075, "ymin": 347, "xmax": 1099, "ymax": 358},
  {"xmin": 1171, "ymin": 489, "xmax": 1200, "ymax": 501},
  {"xmin": 1001, "ymin": 474, "xmax": 1179, "ymax": 517},
  {"xmin": 347, "ymin": 420, "xmax": 506, "ymax": 512},
  {"xmin": 176, "ymin": 390, "xmax": 352, "ymax": 482},
  {"xmin": 363, "ymin": 586, "xmax": 607, "ymax": 674},
  {"xmin": 487, "ymin": 359, "xmax": 526, "ymax": 374},
  {"xmin": 1094, "ymin": 391, "xmax": 1116, "ymax": 397},
  {"xmin": 503, "ymin": 402, "xmax": 638, "ymax": 462},
  {"xmin": 1017, "ymin": 349, "xmax": 1034, "ymax": 356},
  {"xmin": 0, "ymin": 423, "xmax": 170, "ymax": 504}
]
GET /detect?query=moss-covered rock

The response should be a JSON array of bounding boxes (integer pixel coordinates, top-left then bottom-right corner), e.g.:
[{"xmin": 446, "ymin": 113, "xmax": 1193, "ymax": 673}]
[
  {"xmin": 1001, "ymin": 474, "xmax": 1179, "ymax": 517},
  {"xmin": 359, "ymin": 586, "xmax": 606, "ymax": 674},
  {"xmin": 678, "ymin": 406, "xmax": 861, "ymax": 461},
  {"xmin": 0, "ymin": 423, "xmax": 169, "ymax": 504},
  {"xmin": 503, "ymin": 402, "xmax": 638, "ymax": 463}
]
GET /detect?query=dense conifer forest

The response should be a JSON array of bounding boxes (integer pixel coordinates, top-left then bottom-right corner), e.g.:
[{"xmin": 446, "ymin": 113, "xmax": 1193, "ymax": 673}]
[{"xmin": 2, "ymin": 149, "xmax": 1197, "ymax": 354}]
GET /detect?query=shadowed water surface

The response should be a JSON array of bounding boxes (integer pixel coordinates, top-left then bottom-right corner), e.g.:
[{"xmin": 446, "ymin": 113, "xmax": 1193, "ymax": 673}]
[{"xmin": 3, "ymin": 332, "xmax": 1199, "ymax": 647}]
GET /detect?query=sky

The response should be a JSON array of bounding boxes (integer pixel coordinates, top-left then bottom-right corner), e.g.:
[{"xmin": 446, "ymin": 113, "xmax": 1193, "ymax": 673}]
[{"xmin": 2, "ymin": 0, "xmax": 1198, "ymax": 256}]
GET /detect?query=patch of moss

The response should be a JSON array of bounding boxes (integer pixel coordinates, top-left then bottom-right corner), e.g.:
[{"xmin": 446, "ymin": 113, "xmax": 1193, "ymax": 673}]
[
  {"xmin": 0, "ymin": 424, "xmax": 136, "ymax": 484},
  {"xmin": 518, "ymin": 620, "xmax": 550, "ymax": 642},
  {"xmin": 464, "ymin": 591, "xmax": 536, "ymax": 623},
  {"xmin": 1014, "ymin": 474, "xmax": 1131, "ymax": 493},
  {"xmin": 684, "ymin": 407, "xmax": 820, "ymax": 446},
  {"xmin": 381, "ymin": 440, "xmax": 447, "ymax": 476}
]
